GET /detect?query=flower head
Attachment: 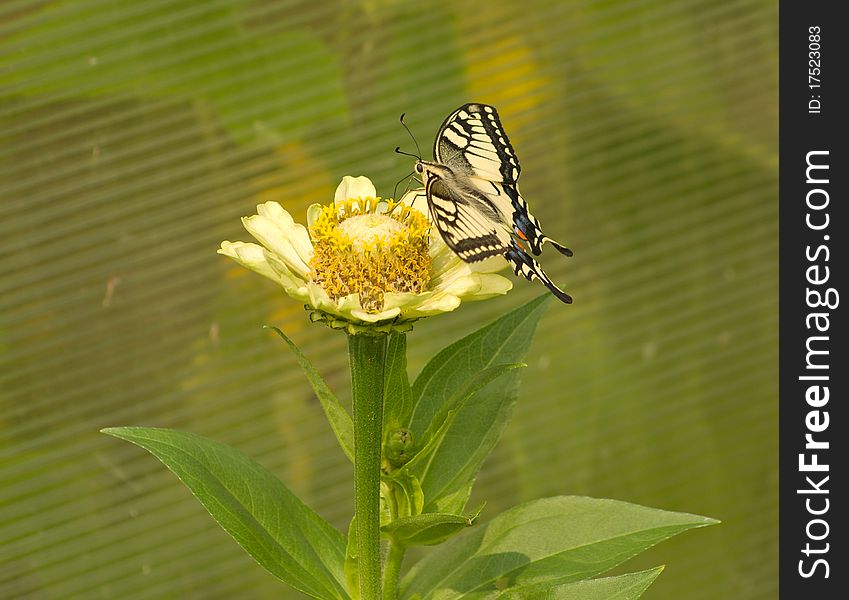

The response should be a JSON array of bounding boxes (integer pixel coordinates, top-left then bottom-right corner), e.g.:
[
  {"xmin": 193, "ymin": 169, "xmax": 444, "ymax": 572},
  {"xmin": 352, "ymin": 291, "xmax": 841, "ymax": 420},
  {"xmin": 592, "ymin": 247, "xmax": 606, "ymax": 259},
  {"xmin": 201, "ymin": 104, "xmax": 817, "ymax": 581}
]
[
  {"xmin": 219, "ymin": 176, "xmax": 511, "ymax": 333},
  {"xmin": 308, "ymin": 196, "xmax": 431, "ymax": 313}
]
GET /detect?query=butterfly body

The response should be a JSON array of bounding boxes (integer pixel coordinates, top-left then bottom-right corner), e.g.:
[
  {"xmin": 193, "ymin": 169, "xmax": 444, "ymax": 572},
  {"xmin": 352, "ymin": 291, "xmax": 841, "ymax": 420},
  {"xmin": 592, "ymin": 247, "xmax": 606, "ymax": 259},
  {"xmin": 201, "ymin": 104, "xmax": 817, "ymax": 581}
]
[{"xmin": 411, "ymin": 103, "xmax": 573, "ymax": 303}]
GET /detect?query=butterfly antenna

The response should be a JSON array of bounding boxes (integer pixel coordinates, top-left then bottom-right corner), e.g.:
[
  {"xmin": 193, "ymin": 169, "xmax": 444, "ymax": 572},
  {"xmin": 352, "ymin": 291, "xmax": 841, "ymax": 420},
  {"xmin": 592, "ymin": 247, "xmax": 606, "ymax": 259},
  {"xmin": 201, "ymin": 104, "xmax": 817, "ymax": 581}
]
[
  {"xmin": 398, "ymin": 112, "xmax": 422, "ymax": 160},
  {"xmin": 394, "ymin": 146, "xmax": 420, "ymax": 159}
]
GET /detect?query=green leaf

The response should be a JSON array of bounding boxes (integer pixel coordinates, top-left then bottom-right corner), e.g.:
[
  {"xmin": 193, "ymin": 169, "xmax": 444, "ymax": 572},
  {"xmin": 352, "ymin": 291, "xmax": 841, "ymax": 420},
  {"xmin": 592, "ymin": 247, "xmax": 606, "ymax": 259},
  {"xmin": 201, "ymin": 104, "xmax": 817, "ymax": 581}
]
[
  {"xmin": 496, "ymin": 567, "xmax": 664, "ymax": 600},
  {"xmin": 102, "ymin": 427, "xmax": 349, "ymax": 600},
  {"xmin": 344, "ymin": 517, "xmax": 360, "ymax": 600},
  {"xmin": 400, "ymin": 496, "xmax": 717, "ymax": 600},
  {"xmin": 409, "ymin": 295, "xmax": 551, "ymax": 513},
  {"xmin": 267, "ymin": 326, "xmax": 355, "ymax": 463},
  {"xmin": 381, "ymin": 472, "xmax": 424, "ymax": 523},
  {"xmin": 405, "ymin": 363, "xmax": 525, "ymax": 478},
  {"xmin": 384, "ymin": 332, "xmax": 413, "ymax": 429},
  {"xmin": 382, "ymin": 504, "xmax": 484, "ymax": 547}
]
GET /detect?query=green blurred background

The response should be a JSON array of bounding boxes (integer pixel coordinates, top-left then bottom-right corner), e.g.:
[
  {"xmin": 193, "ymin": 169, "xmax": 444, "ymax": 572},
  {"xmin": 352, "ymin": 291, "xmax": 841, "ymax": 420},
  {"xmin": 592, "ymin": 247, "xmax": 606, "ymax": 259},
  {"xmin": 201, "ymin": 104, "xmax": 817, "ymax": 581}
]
[{"xmin": 0, "ymin": 0, "xmax": 777, "ymax": 598}]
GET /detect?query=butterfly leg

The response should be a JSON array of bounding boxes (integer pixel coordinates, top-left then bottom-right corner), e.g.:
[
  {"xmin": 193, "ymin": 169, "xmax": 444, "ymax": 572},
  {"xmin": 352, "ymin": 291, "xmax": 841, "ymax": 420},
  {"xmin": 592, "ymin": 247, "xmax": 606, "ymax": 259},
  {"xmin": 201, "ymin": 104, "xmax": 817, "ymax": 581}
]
[{"xmin": 504, "ymin": 241, "xmax": 573, "ymax": 304}]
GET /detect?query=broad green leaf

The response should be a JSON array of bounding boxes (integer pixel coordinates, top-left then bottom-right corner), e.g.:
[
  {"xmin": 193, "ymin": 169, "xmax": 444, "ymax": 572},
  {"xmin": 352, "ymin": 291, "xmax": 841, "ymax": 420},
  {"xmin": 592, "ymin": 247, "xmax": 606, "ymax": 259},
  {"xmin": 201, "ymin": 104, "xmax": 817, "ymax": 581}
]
[
  {"xmin": 400, "ymin": 496, "xmax": 717, "ymax": 600},
  {"xmin": 404, "ymin": 363, "xmax": 525, "ymax": 484},
  {"xmin": 384, "ymin": 332, "xmax": 413, "ymax": 429},
  {"xmin": 409, "ymin": 295, "xmax": 550, "ymax": 432},
  {"xmin": 267, "ymin": 326, "xmax": 354, "ymax": 463},
  {"xmin": 382, "ymin": 504, "xmax": 484, "ymax": 547},
  {"xmin": 497, "ymin": 567, "xmax": 664, "ymax": 600},
  {"xmin": 409, "ymin": 295, "xmax": 551, "ymax": 513},
  {"xmin": 102, "ymin": 427, "xmax": 349, "ymax": 600}
]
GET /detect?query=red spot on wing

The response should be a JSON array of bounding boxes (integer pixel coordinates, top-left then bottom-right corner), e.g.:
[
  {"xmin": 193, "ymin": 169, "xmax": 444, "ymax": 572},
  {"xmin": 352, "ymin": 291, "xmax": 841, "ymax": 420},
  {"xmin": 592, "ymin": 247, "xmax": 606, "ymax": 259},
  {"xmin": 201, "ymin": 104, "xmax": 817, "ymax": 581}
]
[
  {"xmin": 514, "ymin": 237, "xmax": 527, "ymax": 252},
  {"xmin": 515, "ymin": 227, "xmax": 529, "ymax": 242}
]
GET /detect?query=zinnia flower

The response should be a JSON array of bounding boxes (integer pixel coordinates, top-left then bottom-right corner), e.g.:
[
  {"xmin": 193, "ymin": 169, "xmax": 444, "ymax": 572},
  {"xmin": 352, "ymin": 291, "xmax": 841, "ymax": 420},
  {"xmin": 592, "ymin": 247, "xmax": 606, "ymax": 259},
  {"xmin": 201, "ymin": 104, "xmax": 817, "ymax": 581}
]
[{"xmin": 219, "ymin": 176, "xmax": 511, "ymax": 333}]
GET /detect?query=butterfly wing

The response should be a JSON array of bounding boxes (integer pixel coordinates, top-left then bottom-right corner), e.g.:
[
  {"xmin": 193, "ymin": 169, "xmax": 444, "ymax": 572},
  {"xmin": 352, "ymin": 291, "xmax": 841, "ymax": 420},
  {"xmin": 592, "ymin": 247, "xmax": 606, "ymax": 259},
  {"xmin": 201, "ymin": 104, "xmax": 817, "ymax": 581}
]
[
  {"xmin": 505, "ymin": 241, "xmax": 573, "ymax": 304},
  {"xmin": 434, "ymin": 103, "xmax": 520, "ymax": 185},
  {"xmin": 425, "ymin": 176, "xmax": 510, "ymax": 262},
  {"xmin": 434, "ymin": 104, "xmax": 571, "ymax": 258},
  {"xmin": 416, "ymin": 103, "xmax": 573, "ymax": 303},
  {"xmin": 425, "ymin": 178, "xmax": 572, "ymax": 300},
  {"xmin": 492, "ymin": 181, "xmax": 573, "ymax": 258}
]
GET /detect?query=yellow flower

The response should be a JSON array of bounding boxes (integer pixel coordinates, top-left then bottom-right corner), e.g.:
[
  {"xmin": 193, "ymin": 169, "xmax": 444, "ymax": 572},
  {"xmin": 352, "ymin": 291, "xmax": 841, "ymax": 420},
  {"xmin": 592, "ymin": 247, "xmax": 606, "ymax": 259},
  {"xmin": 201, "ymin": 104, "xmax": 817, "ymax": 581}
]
[{"xmin": 219, "ymin": 176, "xmax": 511, "ymax": 333}]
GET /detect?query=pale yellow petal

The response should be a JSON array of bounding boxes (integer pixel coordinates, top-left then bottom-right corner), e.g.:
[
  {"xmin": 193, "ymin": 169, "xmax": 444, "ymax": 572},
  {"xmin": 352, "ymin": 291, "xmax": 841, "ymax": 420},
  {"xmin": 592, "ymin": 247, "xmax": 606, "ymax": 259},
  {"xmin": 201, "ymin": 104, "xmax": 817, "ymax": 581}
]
[
  {"xmin": 218, "ymin": 241, "xmax": 279, "ymax": 282},
  {"xmin": 465, "ymin": 273, "xmax": 513, "ymax": 299},
  {"xmin": 436, "ymin": 271, "xmax": 480, "ymax": 297},
  {"xmin": 306, "ymin": 282, "xmax": 340, "ymax": 314},
  {"xmin": 261, "ymin": 250, "xmax": 312, "ymax": 301},
  {"xmin": 382, "ymin": 291, "xmax": 429, "ymax": 311},
  {"xmin": 333, "ymin": 293, "xmax": 361, "ymax": 313},
  {"xmin": 470, "ymin": 255, "xmax": 509, "ymax": 274},
  {"xmin": 334, "ymin": 176, "xmax": 376, "ymax": 203},
  {"xmin": 429, "ymin": 253, "xmax": 473, "ymax": 291},
  {"xmin": 349, "ymin": 305, "xmax": 402, "ymax": 323},
  {"xmin": 406, "ymin": 293, "xmax": 462, "ymax": 316},
  {"xmin": 255, "ymin": 201, "xmax": 313, "ymax": 260},
  {"xmin": 306, "ymin": 203, "xmax": 323, "ymax": 228},
  {"xmin": 242, "ymin": 203, "xmax": 312, "ymax": 278}
]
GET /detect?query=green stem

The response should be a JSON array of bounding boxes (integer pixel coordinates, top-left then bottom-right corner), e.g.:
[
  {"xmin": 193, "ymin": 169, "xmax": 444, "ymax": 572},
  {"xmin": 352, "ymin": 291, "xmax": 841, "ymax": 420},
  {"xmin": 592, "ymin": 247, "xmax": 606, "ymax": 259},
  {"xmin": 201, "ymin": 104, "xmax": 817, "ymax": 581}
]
[
  {"xmin": 382, "ymin": 542, "xmax": 406, "ymax": 600},
  {"xmin": 349, "ymin": 333, "xmax": 387, "ymax": 600}
]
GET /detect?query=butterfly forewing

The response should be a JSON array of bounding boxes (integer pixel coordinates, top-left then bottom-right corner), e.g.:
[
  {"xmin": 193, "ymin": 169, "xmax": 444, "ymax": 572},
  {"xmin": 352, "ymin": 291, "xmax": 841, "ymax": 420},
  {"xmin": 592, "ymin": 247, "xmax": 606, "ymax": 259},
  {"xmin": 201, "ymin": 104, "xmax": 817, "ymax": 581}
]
[{"xmin": 434, "ymin": 103, "xmax": 521, "ymax": 186}]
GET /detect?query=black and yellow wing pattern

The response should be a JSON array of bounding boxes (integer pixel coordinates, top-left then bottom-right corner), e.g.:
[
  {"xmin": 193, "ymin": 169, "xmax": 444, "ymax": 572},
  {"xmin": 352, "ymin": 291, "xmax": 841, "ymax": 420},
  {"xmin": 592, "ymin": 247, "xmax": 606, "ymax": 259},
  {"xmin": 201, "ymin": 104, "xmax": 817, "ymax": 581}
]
[{"xmin": 415, "ymin": 103, "xmax": 573, "ymax": 303}]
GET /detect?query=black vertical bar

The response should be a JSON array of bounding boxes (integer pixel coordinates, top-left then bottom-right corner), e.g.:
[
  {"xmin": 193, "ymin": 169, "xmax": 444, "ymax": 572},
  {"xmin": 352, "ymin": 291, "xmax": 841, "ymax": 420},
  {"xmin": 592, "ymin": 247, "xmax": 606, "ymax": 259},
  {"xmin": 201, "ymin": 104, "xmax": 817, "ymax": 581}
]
[{"xmin": 780, "ymin": 2, "xmax": 846, "ymax": 597}]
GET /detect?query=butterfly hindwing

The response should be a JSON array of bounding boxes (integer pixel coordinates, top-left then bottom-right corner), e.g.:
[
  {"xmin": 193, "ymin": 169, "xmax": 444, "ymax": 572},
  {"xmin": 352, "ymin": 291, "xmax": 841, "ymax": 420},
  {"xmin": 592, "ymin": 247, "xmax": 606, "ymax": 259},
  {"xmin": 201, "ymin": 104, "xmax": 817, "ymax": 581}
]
[
  {"xmin": 468, "ymin": 178, "xmax": 572, "ymax": 258},
  {"xmin": 500, "ymin": 183, "xmax": 573, "ymax": 257},
  {"xmin": 426, "ymin": 176, "xmax": 509, "ymax": 262},
  {"xmin": 505, "ymin": 241, "xmax": 573, "ymax": 304}
]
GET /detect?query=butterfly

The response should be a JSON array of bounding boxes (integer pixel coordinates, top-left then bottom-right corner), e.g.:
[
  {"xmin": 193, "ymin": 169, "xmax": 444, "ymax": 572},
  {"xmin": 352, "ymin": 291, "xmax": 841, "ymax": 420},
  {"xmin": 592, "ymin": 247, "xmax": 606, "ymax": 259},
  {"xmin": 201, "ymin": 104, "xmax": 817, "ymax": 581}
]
[{"xmin": 400, "ymin": 103, "xmax": 573, "ymax": 303}]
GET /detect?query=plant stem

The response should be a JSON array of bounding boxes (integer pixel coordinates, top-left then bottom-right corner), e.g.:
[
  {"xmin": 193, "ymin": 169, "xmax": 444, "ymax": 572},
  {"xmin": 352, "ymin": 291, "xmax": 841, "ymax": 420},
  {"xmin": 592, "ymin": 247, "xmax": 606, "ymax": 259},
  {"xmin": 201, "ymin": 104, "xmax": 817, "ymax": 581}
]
[
  {"xmin": 349, "ymin": 333, "xmax": 387, "ymax": 600},
  {"xmin": 382, "ymin": 542, "xmax": 406, "ymax": 600}
]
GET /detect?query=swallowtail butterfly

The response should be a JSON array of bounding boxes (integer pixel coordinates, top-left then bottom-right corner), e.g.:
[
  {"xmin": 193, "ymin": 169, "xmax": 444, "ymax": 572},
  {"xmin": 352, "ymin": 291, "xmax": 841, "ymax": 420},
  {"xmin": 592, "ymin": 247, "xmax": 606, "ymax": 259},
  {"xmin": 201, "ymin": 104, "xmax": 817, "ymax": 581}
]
[{"xmin": 402, "ymin": 103, "xmax": 573, "ymax": 303}]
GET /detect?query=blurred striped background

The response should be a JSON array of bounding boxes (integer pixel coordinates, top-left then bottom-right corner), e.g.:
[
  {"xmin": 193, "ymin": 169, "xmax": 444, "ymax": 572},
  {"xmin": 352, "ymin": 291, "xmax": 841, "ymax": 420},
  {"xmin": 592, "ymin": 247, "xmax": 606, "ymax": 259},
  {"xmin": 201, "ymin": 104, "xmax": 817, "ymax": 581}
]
[{"xmin": 1, "ymin": 1, "xmax": 777, "ymax": 598}]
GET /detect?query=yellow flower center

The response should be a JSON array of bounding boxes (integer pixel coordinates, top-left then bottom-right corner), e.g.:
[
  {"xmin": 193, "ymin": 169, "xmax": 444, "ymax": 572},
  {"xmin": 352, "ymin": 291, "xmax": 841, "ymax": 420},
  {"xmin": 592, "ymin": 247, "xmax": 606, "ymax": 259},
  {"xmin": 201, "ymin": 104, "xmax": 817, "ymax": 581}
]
[{"xmin": 309, "ymin": 197, "xmax": 431, "ymax": 313}]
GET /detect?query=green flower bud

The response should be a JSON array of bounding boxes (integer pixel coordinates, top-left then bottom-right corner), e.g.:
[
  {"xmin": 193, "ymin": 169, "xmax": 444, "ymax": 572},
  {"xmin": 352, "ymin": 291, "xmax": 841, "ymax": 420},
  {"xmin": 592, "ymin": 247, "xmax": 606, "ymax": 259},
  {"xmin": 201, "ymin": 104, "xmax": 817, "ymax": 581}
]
[{"xmin": 384, "ymin": 428, "xmax": 415, "ymax": 468}]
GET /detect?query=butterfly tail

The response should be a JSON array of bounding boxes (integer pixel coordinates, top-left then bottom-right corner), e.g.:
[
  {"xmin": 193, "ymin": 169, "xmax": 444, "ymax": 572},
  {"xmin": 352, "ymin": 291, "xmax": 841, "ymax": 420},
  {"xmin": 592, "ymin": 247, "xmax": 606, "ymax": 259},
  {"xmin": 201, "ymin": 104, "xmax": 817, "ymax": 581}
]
[
  {"xmin": 505, "ymin": 241, "xmax": 573, "ymax": 304},
  {"xmin": 542, "ymin": 236, "xmax": 574, "ymax": 257},
  {"xmin": 510, "ymin": 200, "xmax": 572, "ymax": 257}
]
